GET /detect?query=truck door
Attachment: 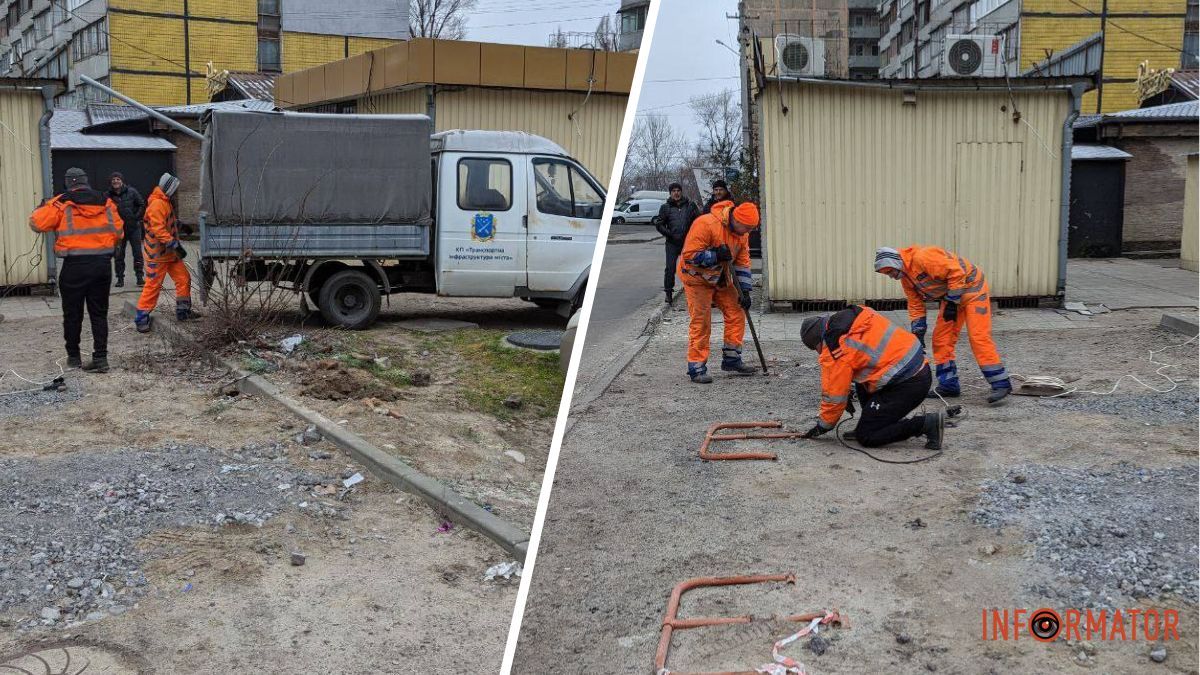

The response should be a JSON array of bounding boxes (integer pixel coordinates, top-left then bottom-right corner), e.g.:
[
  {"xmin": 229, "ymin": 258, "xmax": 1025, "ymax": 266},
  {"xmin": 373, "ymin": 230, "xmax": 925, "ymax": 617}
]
[
  {"xmin": 435, "ymin": 154, "xmax": 527, "ymax": 296},
  {"xmin": 526, "ymin": 157, "xmax": 604, "ymax": 293}
]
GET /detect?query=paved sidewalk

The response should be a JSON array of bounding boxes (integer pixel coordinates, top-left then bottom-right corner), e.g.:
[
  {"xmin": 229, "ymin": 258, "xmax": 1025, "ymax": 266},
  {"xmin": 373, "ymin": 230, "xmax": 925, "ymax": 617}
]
[
  {"xmin": 0, "ymin": 285, "xmax": 151, "ymax": 322},
  {"xmin": 1066, "ymin": 258, "xmax": 1198, "ymax": 309}
]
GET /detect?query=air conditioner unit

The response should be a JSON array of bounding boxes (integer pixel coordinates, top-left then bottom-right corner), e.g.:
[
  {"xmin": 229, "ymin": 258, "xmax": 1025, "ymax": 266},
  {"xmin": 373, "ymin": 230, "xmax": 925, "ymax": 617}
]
[
  {"xmin": 941, "ymin": 35, "xmax": 1006, "ymax": 77},
  {"xmin": 775, "ymin": 34, "xmax": 826, "ymax": 78}
]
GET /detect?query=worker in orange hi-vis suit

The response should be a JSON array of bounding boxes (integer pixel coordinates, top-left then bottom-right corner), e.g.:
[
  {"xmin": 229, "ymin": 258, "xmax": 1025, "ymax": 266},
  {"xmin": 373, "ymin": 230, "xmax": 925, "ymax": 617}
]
[
  {"xmin": 28, "ymin": 167, "xmax": 124, "ymax": 373},
  {"xmin": 798, "ymin": 305, "xmax": 943, "ymax": 450},
  {"xmin": 874, "ymin": 245, "xmax": 1011, "ymax": 404},
  {"xmin": 678, "ymin": 200, "xmax": 760, "ymax": 383},
  {"xmin": 135, "ymin": 173, "xmax": 193, "ymax": 333}
]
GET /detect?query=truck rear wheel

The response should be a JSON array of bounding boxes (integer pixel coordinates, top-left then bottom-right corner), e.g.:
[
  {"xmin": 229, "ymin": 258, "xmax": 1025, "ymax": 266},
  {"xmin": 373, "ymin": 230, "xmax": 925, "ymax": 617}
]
[{"xmin": 317, "ymin": 269, "xmax": 381, "ymax": 329}]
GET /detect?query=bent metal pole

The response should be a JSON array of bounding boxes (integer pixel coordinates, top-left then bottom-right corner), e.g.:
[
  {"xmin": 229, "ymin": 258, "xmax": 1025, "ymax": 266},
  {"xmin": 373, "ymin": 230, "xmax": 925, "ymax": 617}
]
[{"xmin": 78, "ymin": 75, "xmax": 205, "ymax": 142}]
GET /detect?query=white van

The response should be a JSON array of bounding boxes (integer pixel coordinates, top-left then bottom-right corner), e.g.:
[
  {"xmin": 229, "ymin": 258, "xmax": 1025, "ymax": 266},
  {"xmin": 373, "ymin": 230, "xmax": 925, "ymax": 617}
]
[
  {"xmin": 612, "ymin": 198, "xmax": 665, "ymax": 225},
  {"xmin": 200, "ymin": 112, "xmax": 604, "ymax": 327}
]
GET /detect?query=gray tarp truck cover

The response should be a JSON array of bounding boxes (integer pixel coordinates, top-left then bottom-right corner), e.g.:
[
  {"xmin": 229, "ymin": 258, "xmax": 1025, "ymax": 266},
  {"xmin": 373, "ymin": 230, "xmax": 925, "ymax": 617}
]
[{"xmin": 199, "ymin": 110, "xmax": 434, "ymax": 259}]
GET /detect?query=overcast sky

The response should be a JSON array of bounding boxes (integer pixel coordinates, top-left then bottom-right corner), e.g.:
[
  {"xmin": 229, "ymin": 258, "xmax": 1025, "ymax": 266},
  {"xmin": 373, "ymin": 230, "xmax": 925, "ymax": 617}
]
[
  {"xmin": 463, "ymin": 0, "xmax": 739, "ymax": 139},
  {"xmin": 465, "ymin": 0, "xmax": 622, "ymax": 46},
  {"xmin": 634, "ymin": 0, "xmax": 740, "ymax": 139}
]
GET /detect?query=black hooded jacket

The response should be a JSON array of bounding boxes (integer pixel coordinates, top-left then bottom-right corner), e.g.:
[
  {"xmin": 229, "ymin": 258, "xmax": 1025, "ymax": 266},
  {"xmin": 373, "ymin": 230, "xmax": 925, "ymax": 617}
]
[
  {"xmin": 107, "ymin": 184, "xmax": 146, "ymax": 230},
  {"xmin": 654, "ymin": 197, "xmax": 700, "ymax": 246}
]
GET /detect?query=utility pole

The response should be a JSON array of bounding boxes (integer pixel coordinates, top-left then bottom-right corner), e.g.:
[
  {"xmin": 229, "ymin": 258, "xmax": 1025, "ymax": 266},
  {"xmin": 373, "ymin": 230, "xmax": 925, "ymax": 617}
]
[
  {"xmin": 1096, "ymin": 0, "xmax": 1108, "ymax": 113},
  {"xmin": 728, "ymin": 3, "xmax": 754, "ymax": 169}
]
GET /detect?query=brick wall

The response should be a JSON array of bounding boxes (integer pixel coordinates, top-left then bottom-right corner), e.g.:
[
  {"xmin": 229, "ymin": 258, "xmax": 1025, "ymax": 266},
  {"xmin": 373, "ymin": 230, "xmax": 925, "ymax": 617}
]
[
  {"xmin": 169, "ymin": 131, "xmax": 202, "ymax": 229},
  {"xmin": 1112, "ymin": 134, "xmax": 1197, "ymax": 249}
]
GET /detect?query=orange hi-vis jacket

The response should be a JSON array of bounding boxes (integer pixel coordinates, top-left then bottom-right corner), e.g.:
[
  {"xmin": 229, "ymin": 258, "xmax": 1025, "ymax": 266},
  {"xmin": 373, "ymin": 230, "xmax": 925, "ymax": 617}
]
[
  {"xmin": 896, "ymin": 246, "xmax": 987, "ymax": 323},
  {"xmin": 815, "ymin": 306, "xmax": 927, "ymax": 430},
  {"xmin": 678, "ymin": 201, "xmax": 751, "ymax": 287},
  {"xmin": 142, "ymin": 186, "xmax": 180, "ymax": 263},
  {"xmin": 29, "ymin": 189, "xmax": 124, "ymax": 258}
]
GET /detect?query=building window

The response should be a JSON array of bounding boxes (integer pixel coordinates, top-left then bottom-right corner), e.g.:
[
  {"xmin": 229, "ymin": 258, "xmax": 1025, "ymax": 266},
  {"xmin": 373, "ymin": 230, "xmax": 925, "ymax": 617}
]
[
  {"xmin": 20, "ymin": 0, "xmax": 31, "ymax": 14},
  {"xmin": 34, "ymin": 10, "xmax": 49, "ymax": 40},
  {"xmin": 855, "ymin": 43, "xmax": 864, "ymax": 56},
  {"xmin": 53, "ymin": 2, "xmax": 68, "ymax": 25},
  {"xmin": 6, "ymin": 5, "xmax": 18, "ymax": 32},
  {"xmin": 68, "ymin": 0, "xmax": 88, "ymax": 9},
  {"xmin": 71, "ymin": 18, "xmax": 108, "ymax": 61},
  {"xmin": 853, "ymin": 15, "xmax": 865, "ymax": 27},
  {"xmin": 258, "ymin": 0, "xmax": 281, "ymax": 72},
  {"xmin": 872, "ymin": 45, "xmax": 879, "ymax": 55},
  {"xmin": 533, "ymin": 158, "xmax": 604, "ymax": 219},
  {"xmin": 34, "ymin": 48, "xmax": 67, "ymax": 78},
  {"xmin": 620, "ymin": 4, "xmax": 647, "ymax": 34}
]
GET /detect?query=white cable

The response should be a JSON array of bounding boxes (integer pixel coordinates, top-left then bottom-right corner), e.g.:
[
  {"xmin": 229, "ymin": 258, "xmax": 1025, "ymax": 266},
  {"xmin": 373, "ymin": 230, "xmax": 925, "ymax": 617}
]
[{"xmin": 1011, "ymin": 333, "xmax": 1198, "ymax": 398}]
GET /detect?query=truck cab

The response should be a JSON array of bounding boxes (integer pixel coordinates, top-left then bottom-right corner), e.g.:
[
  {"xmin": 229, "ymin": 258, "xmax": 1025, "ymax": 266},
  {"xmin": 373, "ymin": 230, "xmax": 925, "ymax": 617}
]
[{"xmin": 431, "ymin": 130, "xmax": 604, "ymax": 315}]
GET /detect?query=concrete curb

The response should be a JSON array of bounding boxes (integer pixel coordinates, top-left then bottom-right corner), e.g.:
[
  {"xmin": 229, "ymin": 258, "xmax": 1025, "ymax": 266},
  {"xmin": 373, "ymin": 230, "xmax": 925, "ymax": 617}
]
[
  {"xmin": 570, "ymin": 296, "xmax": 672, "ymax": 416},
  {"xmin": 1159, "ymin": 312, "xmax": 1200, "ymax": 337},
  {"xmin": 607, "ymin": 234, "xmax": 663, "ymax": 245},
  {"xmin": 122, "ymin": 302, "xmax": 530, "ymax": 558}
]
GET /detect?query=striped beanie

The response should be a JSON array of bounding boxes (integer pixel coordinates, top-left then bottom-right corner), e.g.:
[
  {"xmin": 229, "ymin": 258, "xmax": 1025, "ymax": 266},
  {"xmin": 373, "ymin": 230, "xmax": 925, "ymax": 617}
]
[{"xmin": 874, "ymin": 247, "xmax": 903, "ymax": 272}]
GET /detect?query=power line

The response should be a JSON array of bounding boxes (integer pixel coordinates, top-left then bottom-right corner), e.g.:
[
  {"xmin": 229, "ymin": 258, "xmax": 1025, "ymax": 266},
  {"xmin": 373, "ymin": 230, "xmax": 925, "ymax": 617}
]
[{"xmin": 1063, "ymin": 0, "xmax": 1190, "ymax": 55}]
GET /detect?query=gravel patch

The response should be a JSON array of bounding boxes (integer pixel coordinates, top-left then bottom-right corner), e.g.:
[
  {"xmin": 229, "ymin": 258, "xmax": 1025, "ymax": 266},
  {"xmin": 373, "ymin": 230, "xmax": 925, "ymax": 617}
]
[
  {"xmin": 0, "ymin": 384, "xmax": 83, "ymax": 419},
  {"xmin": 1034, "ymin": 387, "xmax": 1198, "ymax": 424},
  {"xmin": 0, "ymin": 442, "xmax": 357, "ymax": 629},
  {"xmin": 973, "ymin": 463, "xmax": 1199, "ymax": 609}
]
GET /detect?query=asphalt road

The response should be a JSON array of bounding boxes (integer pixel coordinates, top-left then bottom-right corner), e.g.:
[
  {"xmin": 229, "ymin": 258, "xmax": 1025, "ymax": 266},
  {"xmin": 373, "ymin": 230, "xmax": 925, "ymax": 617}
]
[{"xmin": 572, "ymin": 236, "xmax": 668, "ymax": 404}]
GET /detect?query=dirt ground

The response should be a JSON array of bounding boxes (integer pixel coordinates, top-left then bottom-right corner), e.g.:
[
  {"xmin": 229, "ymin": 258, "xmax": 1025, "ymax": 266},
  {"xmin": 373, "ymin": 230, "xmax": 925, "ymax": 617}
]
[
  {"xmin": 0, "ymin": 308, "xmax": 520, "ymax": 674},
  {"xmin": 207, "ymin": 293, "xmax": 566, "ymax": 530},
  {"xmin": 513, "ymin": 306, "xmax": 1200, "ymax": 674}
]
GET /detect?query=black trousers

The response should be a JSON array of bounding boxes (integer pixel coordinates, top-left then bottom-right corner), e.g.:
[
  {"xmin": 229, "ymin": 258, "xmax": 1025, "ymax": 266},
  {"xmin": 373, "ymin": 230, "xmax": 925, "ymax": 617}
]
[
  {"xmin": 853, "ymin": 365, "xmax": 931, "ymax": 447},
  {"xmin": 59, "ymin": 255, "xmax": 112, "ymax": 359},
  {"xmin": 114, "ymin": 225, "xmax": 143, "ymax": 278},
  {"xmin": 664, "ymin": 241, "xmax": 683, "ymax": 293}
]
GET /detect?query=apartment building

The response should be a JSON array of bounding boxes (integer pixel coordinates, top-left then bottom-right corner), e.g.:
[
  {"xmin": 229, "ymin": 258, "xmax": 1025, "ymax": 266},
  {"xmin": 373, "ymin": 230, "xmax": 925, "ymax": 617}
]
[
  {"xmin": 745, "ymin": 0, "xmax": 882, "ymax": 79},
  {"xmin": 878, "ymin": 0, "xmax": 1190, "ymax": 113},
  {"xmin": 0, "ymin": 0, "xmax": 407, "ymax": 108},
  {"xmin": 617, "ymin": 0, "xmax": 649, "ymax": 51}
]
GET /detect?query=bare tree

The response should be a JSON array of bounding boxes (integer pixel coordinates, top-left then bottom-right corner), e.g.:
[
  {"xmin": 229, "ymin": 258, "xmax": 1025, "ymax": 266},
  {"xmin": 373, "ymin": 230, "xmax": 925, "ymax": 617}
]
[
  {"xmin": 621, "ymin": 114, "xmax": 687, "ymax": 196},
  {"xmin": 689, "ymin": 89, "xmax": 742, "ymax": 169},
  {"xmin": 548, "ymin": 27, "xmax": 570, "ymax": 49},
  {"xmin": 410, "ymin": 0, "xmax": 478, "ymax": 40},
  {"xmin": 592, "ymin": 15, "xmax": 618, "ymax": 52}
]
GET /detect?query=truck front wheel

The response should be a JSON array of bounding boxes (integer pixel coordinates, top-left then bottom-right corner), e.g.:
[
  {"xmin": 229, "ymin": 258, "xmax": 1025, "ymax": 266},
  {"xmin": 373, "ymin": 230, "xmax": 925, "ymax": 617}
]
[{"xmin": 316, "ymin": 269, "xmax": 381, "ymax": 329}]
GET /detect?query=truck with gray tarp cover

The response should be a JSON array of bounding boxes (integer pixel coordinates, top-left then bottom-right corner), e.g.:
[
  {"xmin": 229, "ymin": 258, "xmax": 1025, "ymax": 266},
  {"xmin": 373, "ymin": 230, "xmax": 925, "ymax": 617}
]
[{"xmin": 199, "ymin": 110, "xmax": 605, "ymax": 328}]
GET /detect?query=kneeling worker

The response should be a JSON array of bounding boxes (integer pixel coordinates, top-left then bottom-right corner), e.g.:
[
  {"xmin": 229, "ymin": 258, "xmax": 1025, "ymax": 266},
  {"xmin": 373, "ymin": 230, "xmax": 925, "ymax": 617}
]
[
  {"xmin": 800, "ymin": 306, "xmax": 944, "ymax": 450},
  {"xmin": 135, "ymin": 173, "xmax": 193, "ymax": 332},
  {"xmin": 679, "ymin": 200, "xmax": 760, "ymax": 383}
]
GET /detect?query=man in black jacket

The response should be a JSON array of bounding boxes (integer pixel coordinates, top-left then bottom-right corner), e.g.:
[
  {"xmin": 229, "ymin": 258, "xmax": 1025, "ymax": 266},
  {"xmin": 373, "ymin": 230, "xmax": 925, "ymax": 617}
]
[
  {"xmin": 701, "ymin": 179, "xmax": 735, "ymax": 215},
  {"xmin": 653, "ymin": 182, "xmax": 700, "ymax": 303},
  {"xmin": 107, "ymin": 172, "xmax": 146, "ymax": 288}
]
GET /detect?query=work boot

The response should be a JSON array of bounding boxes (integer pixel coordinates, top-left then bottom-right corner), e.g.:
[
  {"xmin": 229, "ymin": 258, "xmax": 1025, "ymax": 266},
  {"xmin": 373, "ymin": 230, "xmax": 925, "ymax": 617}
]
[
  {"xmin": 81, "ymin": 358, "xmax": 109, "ymax": 374},
  {"xmin": 688, "ymin": 363, "xmax": 713, "ymax": 384},
  {"xmin": 665, "ymin": 289, "xmax": 673, "ymax": 304},
  {"xmin": 66, "ymin": 355, "xmax": 83, "ymax": 369},
  {"xmin": 114, "ymin": 276, "xmax": 124, "ymax": 288},
  {"xmin": 135, "ymin": 272, "xmax": 144, "ymax": 287},
  {"xmin": 926, "ymin": 386, "xmax": 960, "ymax": 400},
  {"xmin": 176, "ymin": 299, "xmax": 197, "ymax": 321},
  {"xmin": 720, "ymin": 346, "xmax": 757, "ymax": 375},
  {"xmin": 135, "ymin": 312, "xmax": 153, "ymax": 333},
  {"xmin": 987, "ymin": 386, "xmax": 1011, "ymax": 405},
  {"xmin": 922, "ymin": 411, "xmax": 944, "ymax": 450}
]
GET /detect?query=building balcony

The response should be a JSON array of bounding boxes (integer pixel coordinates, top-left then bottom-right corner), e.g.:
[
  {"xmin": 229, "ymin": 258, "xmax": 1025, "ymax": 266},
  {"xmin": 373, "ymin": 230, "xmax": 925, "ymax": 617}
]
[
  {"xmin": 848, "ymin": 0, "xmax": 879, "ymax": 8},
  {"xmin": 849, "ymin": 54, "xmax": 881, "ymax": 69},
  {"xmin": 618, "ymin": 29, "xmax": 643, "ymax": 52},
  {"xmin": 850, "ymin": 24, "xmax": 881, "ymax": 39}
]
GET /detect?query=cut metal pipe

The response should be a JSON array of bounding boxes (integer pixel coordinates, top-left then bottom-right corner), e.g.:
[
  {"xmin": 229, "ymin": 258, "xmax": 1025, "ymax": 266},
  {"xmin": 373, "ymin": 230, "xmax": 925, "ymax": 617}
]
[
  {"xmin": 654, "ymin": 574, "xmax": 848, "ymax": 675},
  {"xmin": 78, "ymin": 75, "xmax": 205, "ymax": 141},
  {"xmin": 699, "ymin": 421, "xmax": 808, "ymax": 461}
]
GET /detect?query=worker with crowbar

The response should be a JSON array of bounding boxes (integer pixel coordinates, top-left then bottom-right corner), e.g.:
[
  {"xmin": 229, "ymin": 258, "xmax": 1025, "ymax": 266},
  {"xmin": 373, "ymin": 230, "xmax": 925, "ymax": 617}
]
[{"xmin": 678, "ymin": 200, "xmax": 763, "ymax": 383}]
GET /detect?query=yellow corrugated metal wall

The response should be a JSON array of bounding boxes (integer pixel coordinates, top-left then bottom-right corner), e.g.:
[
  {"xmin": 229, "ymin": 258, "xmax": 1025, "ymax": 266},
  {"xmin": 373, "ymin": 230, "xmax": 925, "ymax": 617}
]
[
  {"xmin": 1182, "ymin": 155, "xmax": 1198, "ymax": 272},
  {"xmin": 758, "ymin": 81, "xmax": 1070, "ymax": 303},
  {"xmin": 0, "ymin": 90, "xmax": 49, "ymax": 286},
  {"xmin": 1020, "ymin": 0, "xmax": 1184, "ymax": 113},
  {"xmin": 360, "ymin": 87, "xmax": 626, "ymax": 185}
]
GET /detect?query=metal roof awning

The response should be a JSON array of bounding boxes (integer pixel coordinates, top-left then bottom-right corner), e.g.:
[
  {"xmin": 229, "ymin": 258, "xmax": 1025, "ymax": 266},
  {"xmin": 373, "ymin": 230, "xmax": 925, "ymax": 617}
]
[
  {"xmin": 1071, "ymin": 144, "xmax": 1132, "ymax": 161},
  {"xmin": 759, "ymin": 75, "xmax": 1095, "ymax": 92},
  {"xmin": 50, "ymin": 109, "xmax": 176, "ymax": 151}
]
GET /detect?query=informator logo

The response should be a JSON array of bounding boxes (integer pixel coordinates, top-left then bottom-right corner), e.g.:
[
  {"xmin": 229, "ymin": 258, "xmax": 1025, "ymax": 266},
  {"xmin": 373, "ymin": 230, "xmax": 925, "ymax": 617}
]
[{"xmin": 472, "ymin": 213, "xmax": 496, "ymax": 242}]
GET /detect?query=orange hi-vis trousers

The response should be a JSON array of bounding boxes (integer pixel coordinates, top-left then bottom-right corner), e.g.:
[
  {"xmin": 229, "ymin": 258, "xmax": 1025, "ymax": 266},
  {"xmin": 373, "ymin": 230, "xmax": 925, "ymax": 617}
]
[
  {"xmin": 683, "ymin": 278, "xmax": 746, "ymax": 366},
  {"xmin": 930, "ymin": 280, "xmax": 1008, "ymax": 393},
  {"xmin": 136, "ymin": 258, "xmax": 191, "ymax": 314}
]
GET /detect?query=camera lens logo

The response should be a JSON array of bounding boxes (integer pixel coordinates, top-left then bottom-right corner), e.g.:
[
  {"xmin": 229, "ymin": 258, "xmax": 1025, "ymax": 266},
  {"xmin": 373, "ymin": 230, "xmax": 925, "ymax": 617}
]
[{"xmin": 1030, "ymin": 609, "xmax": 1062, "ymax": 642}]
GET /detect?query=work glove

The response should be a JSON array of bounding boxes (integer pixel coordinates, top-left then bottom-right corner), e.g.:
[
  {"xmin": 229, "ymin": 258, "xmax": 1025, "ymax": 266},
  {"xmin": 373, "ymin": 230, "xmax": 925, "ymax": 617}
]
[
  {"xmin": 739, "ymin": 289, "xmax": 752, "ymax": 310},
  {"xmin": 801, "ymin": 424, "xmax": 829, "ymax": 439},
  {"xmin": 174, "ymin": 241, "xmax": 187, "ymax": 259},
  {"xmin": 914, "ymin": 330, "xmax": 926, "ymax": 349},
  {"xmin": 714, "ymin": 244, "xmax": 732, "ymax": 262},
  {"xmin": 941, "ymin": 301, "xmax": 957, "ymax": 322}
]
